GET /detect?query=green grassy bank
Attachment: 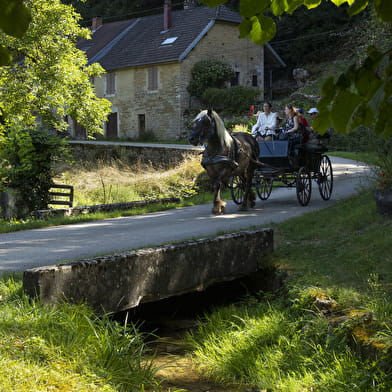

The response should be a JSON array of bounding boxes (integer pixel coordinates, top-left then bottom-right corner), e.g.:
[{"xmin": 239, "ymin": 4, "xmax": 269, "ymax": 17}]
[{"xmin": 187, "ymin": 188, "xmax": 392, "ymax": 391}]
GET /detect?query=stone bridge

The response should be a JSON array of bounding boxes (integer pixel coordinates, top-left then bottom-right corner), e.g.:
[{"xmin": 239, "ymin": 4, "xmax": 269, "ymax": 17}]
[{"xmin": 23, "ymin": 228, "xmax": 273, "ymax": 314}]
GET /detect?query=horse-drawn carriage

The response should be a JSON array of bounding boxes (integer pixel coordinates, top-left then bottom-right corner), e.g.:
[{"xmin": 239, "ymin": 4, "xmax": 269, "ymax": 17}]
[
  {"xmin": 230, "ymin": 138, "xmax": 333, "ymax": 207},
  {"xmin": 189, "ymin": 109, "xmax": 333, "ymax": 214}
]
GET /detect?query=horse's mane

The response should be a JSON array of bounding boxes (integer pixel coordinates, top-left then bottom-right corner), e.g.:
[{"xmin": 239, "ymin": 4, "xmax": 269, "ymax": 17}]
[{"xmin": 195, "ymin": 110, "xmax": 233, "ymax": 149}]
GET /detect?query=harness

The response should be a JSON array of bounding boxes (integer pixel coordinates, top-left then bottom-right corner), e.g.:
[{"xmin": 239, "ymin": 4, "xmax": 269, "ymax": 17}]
[
  {"xmin": 201, "ymin": 155, "xmax": 238, "ymax": 169},
  {"xmin": 201, "ymin": 134, "xmax": 241, "ymax": 169}
]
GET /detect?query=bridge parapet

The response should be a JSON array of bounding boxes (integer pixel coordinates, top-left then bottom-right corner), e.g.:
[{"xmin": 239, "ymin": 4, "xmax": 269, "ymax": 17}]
[{"xmin": 23, "ymin": 228, "xmax": 273, "ymax": 314}]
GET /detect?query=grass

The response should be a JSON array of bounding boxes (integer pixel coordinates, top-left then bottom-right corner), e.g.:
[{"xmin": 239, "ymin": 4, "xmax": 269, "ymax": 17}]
[
  {"xmin": 1, "ymin": 150, "xmax": 370, "ymax": 234},
  {"xmin": 1, "ymin": 153, "xmax": 390, "ymax": 391},
  {"xmin": 186, "ymin": 188, "xmax": 392, "ymax": 391},
  {"xmin": 58, "ymin": 157, "xmax": 204, "ymax": 207},
  {"xmin": 0, "ymin": 274, "xmax": 159, "ymax": 392},
  {"xmin": 0, "ymin": 155, "xmax": 237, "ymax": 234}
]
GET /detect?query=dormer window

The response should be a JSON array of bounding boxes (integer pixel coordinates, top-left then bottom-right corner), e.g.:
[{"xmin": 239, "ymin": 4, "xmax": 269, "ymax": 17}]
[{"xmin": 161, "ymin": 37, "xmax": 178, "ymax": 45}]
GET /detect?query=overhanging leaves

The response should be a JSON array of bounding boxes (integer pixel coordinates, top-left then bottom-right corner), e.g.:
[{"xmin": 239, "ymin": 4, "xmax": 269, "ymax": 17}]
[
  {"xmin": 248, "ymin": 14, "xmax": 276, "ymax": 45},
  {"xmin": 331, "ymin": 90, "xmax": 362, "ymax": 133},
  {"xmin": 348, "ymin": 0, "xmax": 368, "ymax": 17},
  {"xmin": 0, "ymin": 45, "xmax": 12, "ymax": 66},
  {"xmin": 0, "ymin": 0, "xmax": 31, "ymax": 38},
  {"xmin": 240, "ymin": 0, "xmax": 270, "ymax": 18},
  {"xmin": 375, "ymin": 0, "xmax": 392, "ymax": 22}
]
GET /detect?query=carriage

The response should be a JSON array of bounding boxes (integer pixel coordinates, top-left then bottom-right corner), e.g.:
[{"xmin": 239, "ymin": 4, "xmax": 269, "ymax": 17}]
[
  {"xmin": 189, "ymin": 109, "xmax": 333, "ymax": 214},
  {"xmin": 229, "ymin": 137, "xmax": 333, "ymax": 206}
]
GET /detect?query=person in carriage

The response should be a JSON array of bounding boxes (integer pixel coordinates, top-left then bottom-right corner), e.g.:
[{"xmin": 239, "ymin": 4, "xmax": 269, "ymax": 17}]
[
  {"xmin": 251, "ymin": 102, "xmax": 280, "ymax": 141},
  {"xmin": 276, "ymin": 103, "xmax": 305, "ymax": 159},
  {"xmin": 296, "ymin": 107, "xmax": 311, "ymax": 143}
]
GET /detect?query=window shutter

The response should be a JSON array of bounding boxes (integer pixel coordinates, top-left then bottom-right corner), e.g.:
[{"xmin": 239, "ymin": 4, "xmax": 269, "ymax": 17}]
[
  {"xmin": 148, "ymin": 67, "xmax": 158, "ymax": 90},
  {"xmin": 106, "ymin": 73, "xmax": 116, "ymax": 95}
]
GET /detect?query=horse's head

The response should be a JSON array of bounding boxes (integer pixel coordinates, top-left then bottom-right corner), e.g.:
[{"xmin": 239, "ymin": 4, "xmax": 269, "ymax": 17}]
[{"xmin": 188, "ymin": 109, "xmax": 216, "ymax": 146}]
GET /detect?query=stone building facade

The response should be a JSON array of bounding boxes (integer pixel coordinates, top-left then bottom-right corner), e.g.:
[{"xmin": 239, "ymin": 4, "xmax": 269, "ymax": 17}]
[{"xmin": 75, "ymin": 2, "xmax": 285, "ymax": 140}]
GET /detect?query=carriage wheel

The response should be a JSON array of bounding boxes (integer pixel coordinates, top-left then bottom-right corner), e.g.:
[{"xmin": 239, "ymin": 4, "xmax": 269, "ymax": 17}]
[
  {"xmin": 296, "ymin": 167, "xmax": 312, "ymax": 206},
  {"xmin": 255, "ymin": 172, "xmax": 273, "ymax": 200},
  {"xmin": 318, "ymin": 155, "xmax": 333, "ymax": 200},
  {"xmin": 229, "ymin": 175, "xmax": 245, "ymax": 205}
]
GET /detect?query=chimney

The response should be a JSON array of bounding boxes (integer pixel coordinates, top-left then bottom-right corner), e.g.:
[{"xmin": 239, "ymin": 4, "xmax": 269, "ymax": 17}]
[
  {"xmin": 163, "ymin": 0, "xmax": 172, "ymax": 31},
  {"xmin": 92, "ymin": 17, "xmax": 102, "ymax": 32}
]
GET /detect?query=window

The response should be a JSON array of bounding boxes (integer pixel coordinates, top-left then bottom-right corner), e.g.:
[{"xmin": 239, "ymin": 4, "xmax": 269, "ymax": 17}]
[
  {"xmin": 148, "ymin": 67, "xmax": 158, "ymax": 90},
  {"xmin": 106, "ymin": 72, "xmax": 116, "ymax": 95},
  {"xmin": 252, "ymin": 75, "xmax": 258, "ymax": 87},
  {"xmin": 138, "ymin": 114, "xmax": 145, "ymax": 134},
  {"xmin": 231, "ymin": 72, "xmax": 240, "ymax": 86},
  {"xmin": 161, "ymin": 37, "xmax": 178, "ymax": 45}
]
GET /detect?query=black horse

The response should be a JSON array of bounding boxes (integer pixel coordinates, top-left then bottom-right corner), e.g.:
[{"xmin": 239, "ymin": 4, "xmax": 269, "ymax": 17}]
[{"xmin": 189, "ymin": 109, "xmax": 260, "ymax": 214}]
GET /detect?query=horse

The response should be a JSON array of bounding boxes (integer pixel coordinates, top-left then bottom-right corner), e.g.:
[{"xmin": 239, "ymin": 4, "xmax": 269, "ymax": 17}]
[{"xmin": 188, "ymin": 109, "xmax": 260, "ymax": 214}]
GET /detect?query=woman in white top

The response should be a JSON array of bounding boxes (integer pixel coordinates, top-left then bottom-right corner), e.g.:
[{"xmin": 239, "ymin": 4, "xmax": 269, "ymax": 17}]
[{"xmin": 251, "ymin": 102, "xmax": 279, "ymax": 141}]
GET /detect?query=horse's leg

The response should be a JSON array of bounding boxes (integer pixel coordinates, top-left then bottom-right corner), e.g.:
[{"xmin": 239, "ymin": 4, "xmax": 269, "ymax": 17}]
[
  {"xmin": 248, "ymin": 164, "xmax": 257, "ymax": 208},
  {"xmin": 212, "ymin": 179, "xmax": 226, "ymax": 214},
  {"xmin": 239, "ymin": 166, "xmax": 254, "ymax": 211}
]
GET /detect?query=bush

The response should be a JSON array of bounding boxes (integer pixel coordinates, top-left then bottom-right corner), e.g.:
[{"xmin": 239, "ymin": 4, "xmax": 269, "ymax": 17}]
[
  {"xmin": 0, "ymin": 127, "xmax": 69, "ymax": 217},
  {"xmin": 225, "ymin": 117, "xmax": 255, "ymax": 132},
  {"xmin": 187, "ymin": 59, "xmax": 234, "ymax": 100},
  {"xmin": 202, "ymin": 86, "xmax": 261, "ymax": 116}
]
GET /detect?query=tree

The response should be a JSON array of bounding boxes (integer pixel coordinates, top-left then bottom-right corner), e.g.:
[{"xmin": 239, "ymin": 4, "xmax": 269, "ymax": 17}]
[
  {"xmin": 0, "ymin": 0, "xmax": 31, "ymax": 65},
  {"xmin": 201, "ymin": 0, "xmax": 392, "ymax": 138},
  {"xmin": 0, "ymin": 0, "xmax": 111, "ymax": 136}
]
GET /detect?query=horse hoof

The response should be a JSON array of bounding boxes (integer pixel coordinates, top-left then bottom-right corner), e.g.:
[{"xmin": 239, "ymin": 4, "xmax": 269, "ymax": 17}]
[{"xmin": 238, "ymin": 205, "xmax": 249, "ymax": 211}]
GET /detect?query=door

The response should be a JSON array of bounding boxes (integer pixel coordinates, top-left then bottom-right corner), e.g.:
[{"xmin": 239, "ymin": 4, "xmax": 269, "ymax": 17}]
[{"xmin": 106, "ymin": 112, "xmax": 118, "ymax": 138}]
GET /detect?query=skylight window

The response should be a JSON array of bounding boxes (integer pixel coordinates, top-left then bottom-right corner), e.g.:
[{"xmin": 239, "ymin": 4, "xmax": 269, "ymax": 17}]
[{"xmin": 161, "ymin": 37, "xmax": 178, "ymax": 45}]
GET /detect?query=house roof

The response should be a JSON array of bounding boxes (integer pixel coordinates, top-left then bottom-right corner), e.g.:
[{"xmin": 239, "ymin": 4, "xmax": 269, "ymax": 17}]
[{"xmin": 78, "ymin": 5, "xmax": 285, "ymax": 71}]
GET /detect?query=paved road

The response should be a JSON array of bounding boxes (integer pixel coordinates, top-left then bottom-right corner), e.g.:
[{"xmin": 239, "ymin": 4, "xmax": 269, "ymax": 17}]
[{"xmin": 0, "ymin": 157, "xmax": 372, "ymax": 272}]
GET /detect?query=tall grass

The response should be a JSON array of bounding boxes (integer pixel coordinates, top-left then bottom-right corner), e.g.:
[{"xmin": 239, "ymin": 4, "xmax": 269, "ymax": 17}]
[
  {"xmin": 187, "ymin": 189, "xmax": 392, "ymax": 391},
  {"xmin": 0, "ymin": 274, "xmax": 159, "ymax": 392},
  {"xmin": 57, "ymin": 157, "xmax": 205, "ymax": 207}
]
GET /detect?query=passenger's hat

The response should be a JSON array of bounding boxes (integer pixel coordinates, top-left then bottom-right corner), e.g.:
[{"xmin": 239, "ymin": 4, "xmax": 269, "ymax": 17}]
[
  {"xmin": 297, "ymin": 107, "xmax": 304, "ymax": 113},
  {"xmin": 307, "ymin": 107, "xmax": 319, "ymax": 114}
]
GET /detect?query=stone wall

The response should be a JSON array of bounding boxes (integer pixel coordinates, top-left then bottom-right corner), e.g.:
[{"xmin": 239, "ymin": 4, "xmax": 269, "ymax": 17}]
[
  {"xmin": 70, "ymin": 141, "xmax": 202, "ymax": 169},
  {"xmin": 23, "ymin": 228, "xmax": 273, "ymax": 314}
]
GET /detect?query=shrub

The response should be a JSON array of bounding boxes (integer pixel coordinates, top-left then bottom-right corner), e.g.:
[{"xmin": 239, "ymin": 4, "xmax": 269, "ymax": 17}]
[
  {"xmin": 187, "ymin": 59, "xmax": 234, "ymax": 100},
  {"xmin": 0, "ymin": 127, "xmax": 69, "ymax": 217},
  {"xmin": 202, "ymin": 86, "xmax": 260, "ymax": 116}
]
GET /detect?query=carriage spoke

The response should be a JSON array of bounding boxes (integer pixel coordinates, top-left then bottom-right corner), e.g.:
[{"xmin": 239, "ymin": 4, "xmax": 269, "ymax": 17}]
[
  {"xmin": 318, "ymin": 155, "xmax": 333, "ymax": 200},
  {"xmin": 255, "ymin": 172, "xmax": 273, "ymax": 200},
  {"xmin": 229, "ymin": 175, "xmax": 245, "ymax": 205},
  {"xmin": 296, "ymin": 167, "xmax": 312, "ymax": 206}
]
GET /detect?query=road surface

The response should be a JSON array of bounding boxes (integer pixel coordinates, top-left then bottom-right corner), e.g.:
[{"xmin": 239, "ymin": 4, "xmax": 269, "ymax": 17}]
[{"xmin": 0, "ymin": 157, "xmax": 372, "ymax": 272}]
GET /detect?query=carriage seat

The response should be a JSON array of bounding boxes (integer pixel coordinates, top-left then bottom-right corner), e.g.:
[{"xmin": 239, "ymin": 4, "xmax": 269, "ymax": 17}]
[{"xmin": 258, "ymin": 140, "xmax": 289, "ymax": 158}]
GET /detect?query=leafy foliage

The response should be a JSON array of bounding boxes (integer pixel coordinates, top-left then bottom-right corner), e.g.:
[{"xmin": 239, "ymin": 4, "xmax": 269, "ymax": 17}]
[
  {"xmin": 187, "ymin": 59, "xmax": 234, "ymax": 99},
  {"xmin": 0, "ymin": 127, "xmax": 69, "ymax": 217},
  {"xmin": 202, "ymin": 86, "xmax": 260, "ymax": 115},
  {"xmin": 314, "ymin": 45, "xmax": 392, "ymax": 137},
  {"xmin": 0, "ymin": 0, "xmax": 31, "ymax": 65},
  {"xmin": 270, "ymin": 2, "xmax": 363, "ymax": 67},
  {"xmin": 0, "ymin": 0, "xmax": 111, "ymax": 136},
  {"xmin": 202, "ymin": 0, "xmax": 392, "ymax": 137}
]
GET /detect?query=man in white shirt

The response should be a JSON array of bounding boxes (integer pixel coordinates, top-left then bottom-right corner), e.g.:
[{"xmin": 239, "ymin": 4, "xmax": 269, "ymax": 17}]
[{"xmin": 251, "ymin": 102, "xmax": 279, "ymax": 141}]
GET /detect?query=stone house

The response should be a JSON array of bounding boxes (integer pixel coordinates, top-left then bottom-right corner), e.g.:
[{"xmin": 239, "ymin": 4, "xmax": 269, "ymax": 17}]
[{"xmin": 75, "ymin": 1, "xmax": 285, "ymax": 140}]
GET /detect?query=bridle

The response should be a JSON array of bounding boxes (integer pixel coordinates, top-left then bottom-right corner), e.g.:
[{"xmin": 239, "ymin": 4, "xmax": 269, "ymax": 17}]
[{"xmin": 190, "ymin": 113, "xmax": 216, "ymax": 145}]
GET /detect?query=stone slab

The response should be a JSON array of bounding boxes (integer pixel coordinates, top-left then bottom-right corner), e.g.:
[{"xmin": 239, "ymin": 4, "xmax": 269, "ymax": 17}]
[{"xmin": 23, "ymin": 228, "xmax": 273, "ymax": 314}]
